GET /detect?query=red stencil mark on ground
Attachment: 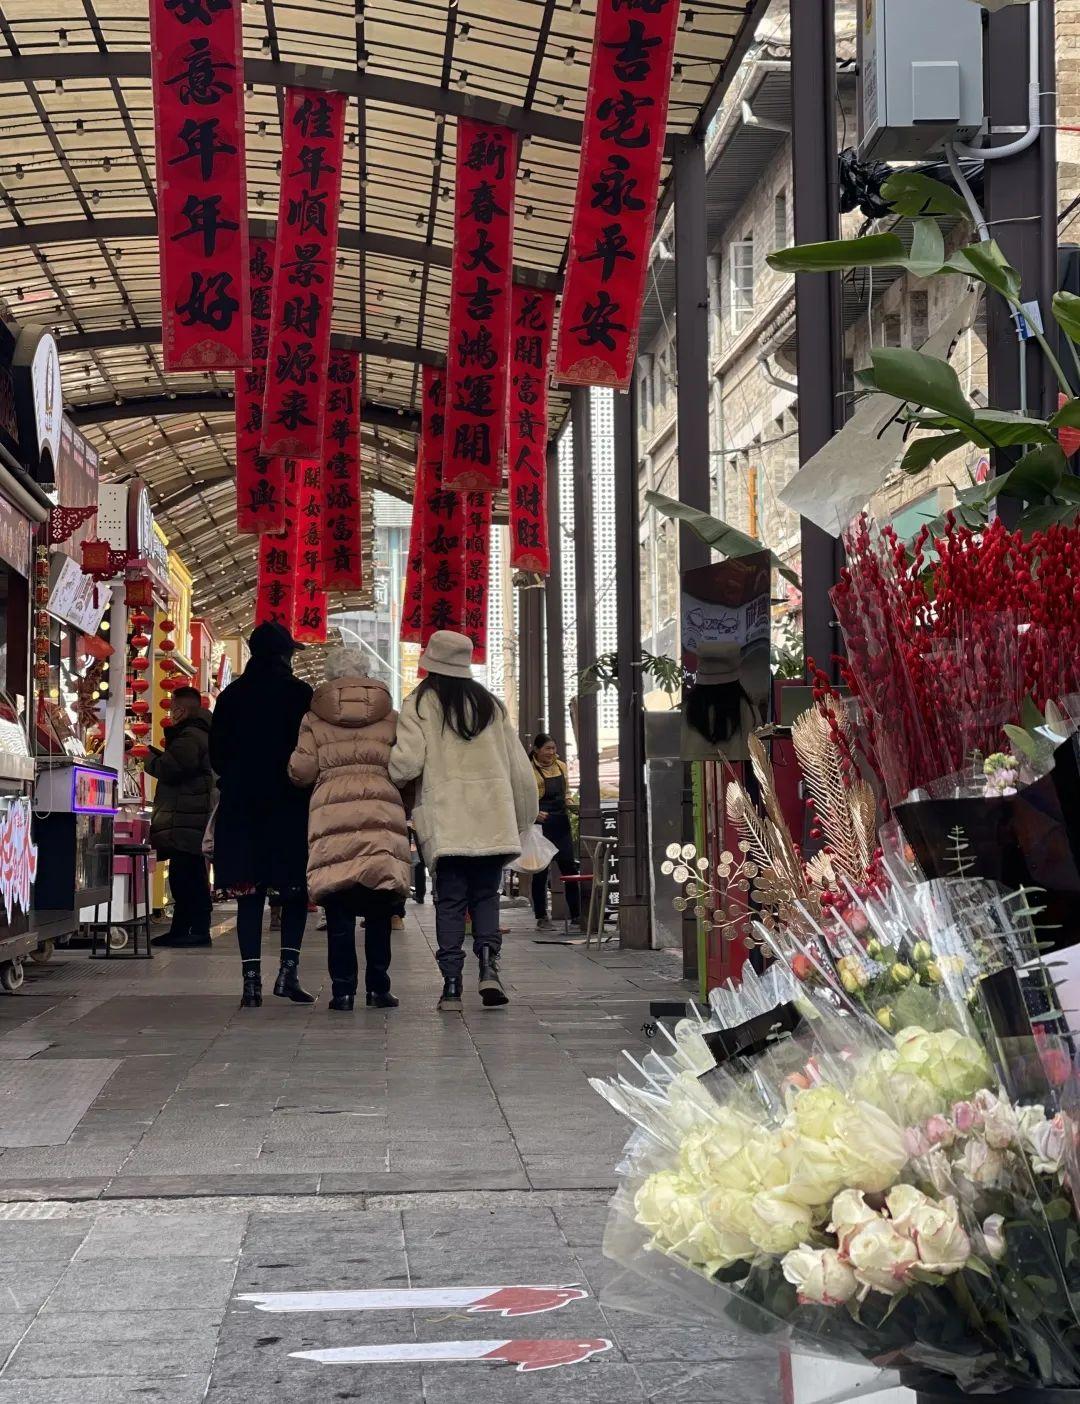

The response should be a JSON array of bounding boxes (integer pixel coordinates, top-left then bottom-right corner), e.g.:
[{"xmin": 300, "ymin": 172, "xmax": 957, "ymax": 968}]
[{"xmin": 467, "ymin": 1286, "xmax": 589, "ymax": 1318}]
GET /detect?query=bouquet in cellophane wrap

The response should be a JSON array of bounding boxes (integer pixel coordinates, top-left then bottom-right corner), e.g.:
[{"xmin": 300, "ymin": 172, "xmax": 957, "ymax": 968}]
[{"xmin": 593, "ymin": 865, "xmax": 1080, "ymax": 1396}]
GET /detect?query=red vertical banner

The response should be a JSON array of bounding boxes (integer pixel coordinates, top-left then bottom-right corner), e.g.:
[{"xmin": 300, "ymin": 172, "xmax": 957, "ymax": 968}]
[
  {"xmin": 322, "ymin": 350, "xmax": 363, "ymax": 592},
  {"xmin": 401, "ymin": 368, "xmax": 445, "ymax": 643},
  {"xmin": 261, "ymin": 88, "xmax": 347, "ymax": 459},
  {"xmin": 554, "ymin": 0, "xmax": 681, "ymax": 389},
  {"xmin": 442, "ymin": 119, "xmax": 517, "ymax": 492},
  {"xmin": 461, "ymin": 491, "xmax": 492, "ymax": 664},
  {"xmin": 293, "ymin": 460, "xmax": 328, "ymax": 643},
  {"xmin": 508, "ymin": 286, "xmax": 555, "ymax": 573},
  {"xmin": 420, "ymin": 486, "xmax": 465, "ymax": 644},
  {"xmin": 235, "ymin": 240, "xmax": 283, "ymax": 533},
  {"xmin": 149, "ymin": 0, "xmax": 250, "ymax": 370},
  {"xmin": 254, "ymin": 458, "xmax": 300, "ymax": 628}
]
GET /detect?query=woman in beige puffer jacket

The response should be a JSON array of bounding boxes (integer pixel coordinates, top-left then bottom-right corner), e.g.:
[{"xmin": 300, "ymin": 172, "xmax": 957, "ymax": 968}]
[{"xmin": 288, "ymin": 649, "xmax": 411, "ymax": 1012}]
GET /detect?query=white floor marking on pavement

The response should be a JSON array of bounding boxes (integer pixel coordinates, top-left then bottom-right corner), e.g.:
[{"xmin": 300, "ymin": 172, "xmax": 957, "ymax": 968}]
[
  {"xmin": 290, "ymin": 1337, "xmax": 614, "ymax": 1373},
  {"xmin": 237, "ymin": 1285, "xmax": 588, "ymax": 1316}
]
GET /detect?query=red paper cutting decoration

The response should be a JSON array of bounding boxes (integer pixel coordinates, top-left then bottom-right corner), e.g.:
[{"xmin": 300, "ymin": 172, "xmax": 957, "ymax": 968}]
[
  {"xmin": 554, "ymin": 0, "xmax": 681, "ymax": 390},
  {"xmin": 292, "ymin": 460, "xmax": 328, "ymax": 644},
  {"xmin": 461, "ymin": 491, "xmax": 492, "ymax": 664},
  {"xmin": 442, "ymin": 119, "xmax": 517, "ymax": 492},
  {"xmin": 322, "ymin": 350, "xmax": 364, "ymax": 592},
  {"xmin": 401, "ymin": 367, "xmax": 445, "ymax": 643},
  {"xmin": 149, "ymin": 0, "xmax": 250, "ymax": 370},
  {"xmin": 508, "ymin": 285, "xmax": 555, "ymax": 573},
  {"xmin": 48, "ymin": 504, "xmax": 97, "ymax": 546},
  {"xmin": 261, "ymin": 88, "xmax": 347, "ymax": 460},
  {"xmin": 235, "ymin": 239, "xmax": 284, "ymax": 533},
  {"xmin": 254, "ymin": 458, "xmax": 301, "ymax": 628}
]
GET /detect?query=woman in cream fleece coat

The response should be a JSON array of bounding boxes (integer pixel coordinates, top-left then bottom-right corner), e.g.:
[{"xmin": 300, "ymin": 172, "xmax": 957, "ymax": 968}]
[{"xmin": 389, "ymin": 630, "xmax": 537, "ymax": 1013}]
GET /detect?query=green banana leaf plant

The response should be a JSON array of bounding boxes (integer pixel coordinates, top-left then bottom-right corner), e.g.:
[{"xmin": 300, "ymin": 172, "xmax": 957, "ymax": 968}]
[{"xmin": 765, "ymin": 171, "xmax": 1080, "ymax": 534}]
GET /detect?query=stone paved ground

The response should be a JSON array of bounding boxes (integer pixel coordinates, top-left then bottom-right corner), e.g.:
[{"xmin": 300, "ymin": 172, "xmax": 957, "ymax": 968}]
[{"xmin": 0, "ymin": 900, "xmax": 780, "ymax": 1403}]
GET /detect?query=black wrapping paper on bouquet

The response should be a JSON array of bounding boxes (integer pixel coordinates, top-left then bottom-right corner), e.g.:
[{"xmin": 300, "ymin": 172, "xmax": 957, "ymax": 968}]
[
  {"xmin": 902, "ymin": 1373, "xmax": 1080, "ymax": 1403},
  {"xmin": 894, "ymin": 738, "xmax": 1080, "ymax": 952}
]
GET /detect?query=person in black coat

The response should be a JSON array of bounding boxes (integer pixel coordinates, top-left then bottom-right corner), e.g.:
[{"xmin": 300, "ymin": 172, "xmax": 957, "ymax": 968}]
[
  {"xmin": 145, "ymin": 686, "xmax": 214, "ymax": 949},
  {"xmin": 210, "ymin": 621, "xmax": 315, "ymax": 1009}
]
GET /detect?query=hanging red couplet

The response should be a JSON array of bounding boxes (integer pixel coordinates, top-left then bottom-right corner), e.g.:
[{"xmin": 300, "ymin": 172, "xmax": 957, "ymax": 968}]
[
  {"xmin": 149, "ymin": 0, "xmax": 250, "ymax": 371},
  {"xmin": 442, "ymin": 119, "xmax": 517, "ymax": 493},
  {"xmin": 554, "ymin": 0, "xmax": 681, "ymax": 389},
  {"xmin": 420, "ymin": 486, "xmax": 465, "ymax": 644},
  {"xmin": 261, "ymin": 87, "xmax": 347, "ymax": 460},
  {"xmin": 254, "ymin": 458, "xmax": 300, "ymax": 628},
  {"xmin": 322, "ymin": 350, "xmax": 363, "ymax": 592},
  {"xmin": 461, "ymin": 491, "xmax": 492, "ymax": 665},
  {"xmin": 235, "ymin": 240, "xmax": 284, "ymax": 533},
  {"xmin": 508, "ymin": 286, "xmax": 555, "ymax": 574},
  {"xmin": 293, "ymin": 460, "xmax": 328, "ymax": 643},
  {"xmin": 401, "ymin": 368, "xmax": 446, "ymax": 644}
]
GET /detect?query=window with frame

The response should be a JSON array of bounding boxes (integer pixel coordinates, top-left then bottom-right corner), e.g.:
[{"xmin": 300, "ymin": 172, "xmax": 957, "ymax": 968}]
[
  {"xmin": 729, "ymin": 237, "xmax": 755, "ymax": 332},
  {"xmin": 773, "ymin": 190, "xmax": 788, "ymax": 251}
]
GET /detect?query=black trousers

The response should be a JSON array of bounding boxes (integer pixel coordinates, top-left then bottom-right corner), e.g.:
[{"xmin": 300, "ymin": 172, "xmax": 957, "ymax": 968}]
[
  {"xmin": 167, "ymin": 851, "xmax": 213, "ymax": 938},
  {"xmin": 323, "ymin": 891, "xmax": 392, "ymax": 997},
  {"xmin": 413, "ymin": 855, "xmax": 427, "ymax": 903},
  {"xmin": 236, "ymin": 890, "xmax": 308, "ymax": 965},
  {"xmin": 531, "ymin": 812, "xmax": 580, "ymax": 920},
  {"xmin": 434, "ymin": 855, "xmax": 505, "ymax": 979}
]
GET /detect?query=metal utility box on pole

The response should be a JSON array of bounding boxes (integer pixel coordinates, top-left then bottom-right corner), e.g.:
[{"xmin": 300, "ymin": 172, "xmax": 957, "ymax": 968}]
[{"xmin": 791, "ymin": 0, "xmax": 846, "ymax": 680}]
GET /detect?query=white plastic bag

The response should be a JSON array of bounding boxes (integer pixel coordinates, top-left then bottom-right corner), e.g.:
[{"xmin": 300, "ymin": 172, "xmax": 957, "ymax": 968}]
[{"xmin": 509, "ymin": 824, "xmax": 558, "ymax": 874}]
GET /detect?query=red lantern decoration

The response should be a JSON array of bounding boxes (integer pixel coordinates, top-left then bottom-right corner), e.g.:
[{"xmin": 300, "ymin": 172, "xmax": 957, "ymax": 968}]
[
  {"xmin": 131, "ymin": 611, "xmax": 153, "ymax": 629},
  {"xmin": 34, "ymin": 557, "xmax": 49, "ymax": 580},
  {"xmin": 160, "ymin": 675, "xmax": 181, "ymax": 693},
  {"xmin": 129, "ymin": 656, "xmax": 150, "ymax": 672},
  {"xmin": 130, "ymin": 633, "xmax": 150, "ymax": 650},
  {"xmin": 130, "ymin": 722, "xmax": 151, "ymax": 739},
  {"xmin": 160, "ymin": 638, "xmax": 176, "ymax": 653},
  {"xmin": 33, "ymin": 637, "xmax": 49, "ymax": 657},
  {"xmin": 159, "ymin": 618, "xmax": 175, "ymax": 634},
  {"xmin": 33, "ymin": 662, "xmax": 49, "ymax": 682},
  {"xmin": 131, "ymin": 700, "xmax": 150, "ymax": 716},
  {"xmin": 126, "ymin": 578, "xmax": 153, "ymax": 609},
  {"xmin": 130, "ymin": 677, "xmax": 150, "ymax": 695},
  {"xmin": 130, "ymin": 744, "xmax": 150, "ymax": 761},
  {"xmin": 34, "ymin": 585, "xmax": 49, "ymax": 605}
]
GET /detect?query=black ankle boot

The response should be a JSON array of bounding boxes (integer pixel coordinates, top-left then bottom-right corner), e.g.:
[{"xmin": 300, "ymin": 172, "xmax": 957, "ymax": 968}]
[
  {"xmin": 478, "ymin": 946, "xmax": 509, "ymax": 1007},
  {"xmin": 366, "ymin": 990, "xmax": 399, "ymax": 1009},
  {"xmin": 437, "ymin": 976, "xmax": 463, "ymax": 1012},
  {"xmin": 241, "ymin": 969, "xmax": 262, "ymax": 1008},
  {"xmin": 329, "ymin": 992, "xmax": 355, "ymax": 1012},
  {"xmin": 273, "ymin": 958, "xmax": 315, "ymax": 1004}
]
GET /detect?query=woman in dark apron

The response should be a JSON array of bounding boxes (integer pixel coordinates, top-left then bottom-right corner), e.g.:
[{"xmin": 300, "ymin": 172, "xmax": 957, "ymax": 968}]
[{"xmin": 530, "ymin": 734, "xmax": 581, "ymax": 931}]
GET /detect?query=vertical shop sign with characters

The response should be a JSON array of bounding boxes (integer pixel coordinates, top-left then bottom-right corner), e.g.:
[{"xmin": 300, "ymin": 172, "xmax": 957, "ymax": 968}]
[
  {"xmin": 322, "ymin": 350, "xmax": 363, "ymax": 592},
  {"xmin": 554, "ymin": 0, "xmax": 681, "ymax": 389},
  {"xmin": 401, "ymin": 368, "xmax": 445, "ymax": 643},
  {"xmin": 149, "ymin": 0, "xmax": 250, "ymax": 370},
  {"xmin": 442, "ymin": 119, "xmax": 516, "ymax": 492},
  {"xmin": 419, "ymin": 452, "xmax": 465, "ymax": 646},
  {"xmin": 262, "ymin": 87, "xmax": 347, "ymax": 459},
  {"xmin": 507, "ymin": 286, "xmax": 554, "ymax": 573},
  {"xmin": 462, "ymin": 491, "xmax": 492, "ymax": 664},
  {"xmin": 254, "ymin": 458, "xmax": 301, "ymax": 629},
  {"xmin": 235, "ymin": 239, "xmax": 284, "ymax": 532},
  {"xmin": 293, "ymin": 460, "xmax": 328, "ymax": 644}
]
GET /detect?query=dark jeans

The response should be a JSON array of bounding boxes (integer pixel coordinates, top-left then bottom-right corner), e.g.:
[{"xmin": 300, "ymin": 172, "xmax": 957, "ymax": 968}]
[
  {"xmin": 236, "ymin": 890, "xmax": 308, "ymax": 966},
  {"xmin": 323, "ymin": 891, "xmax": 392, "ymax": 997},
  {"xmin": 413, "ymin": 855, "xmax": 427, "ymax": 903},
  {"xmin": 531, "ymin": 812, "xmax": 580, "ymax": 921},
  {"xmin": 166, "ymin": 851, "xmax": 213, "ymax": 938},
  {"xmin": 434, "ymin": 855, "xmax": 506, "ymax": 979}
]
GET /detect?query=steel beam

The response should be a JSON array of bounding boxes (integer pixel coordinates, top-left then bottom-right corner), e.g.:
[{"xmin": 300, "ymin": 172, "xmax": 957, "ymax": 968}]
[
  {"xmin": 614, "ymin": 382, "xmax": 650, "ymax": 950},
  {"xmin": 544, "ymin": 440, "xmax": 567, "ymax": 760},
  {"xmin": 62, "ymin": 323, "xmax": 447, "ymax": 370},
  {"xmin": 1, "ymin": 215, "xmax": 559, "ymax": 294},
  {"xmin": 67, "ymin": 392, "xmax": 420, "ymax": 434},
  {"xmin": 571, "ymin": 387, "xmax": 601, "ymax": 900},
  {"xmin": 0, "ymin": 51, "xmax": 589, "ymax": 149},
  {"xmin": 791, "ymin": 0, "xmax": 845, "ymax": 679}
]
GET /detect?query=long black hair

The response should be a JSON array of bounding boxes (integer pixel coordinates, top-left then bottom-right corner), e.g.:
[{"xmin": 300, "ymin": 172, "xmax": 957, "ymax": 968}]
[{"xmin": 415, "ymin": 673, "xmax": 502, "ymax": 742}]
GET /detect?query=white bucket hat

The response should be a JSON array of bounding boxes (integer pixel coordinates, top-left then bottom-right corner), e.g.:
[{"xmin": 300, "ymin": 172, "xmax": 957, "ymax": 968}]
[{"xmin": 418, "ymin": 629, "xmax": 474, "ymax": 679}]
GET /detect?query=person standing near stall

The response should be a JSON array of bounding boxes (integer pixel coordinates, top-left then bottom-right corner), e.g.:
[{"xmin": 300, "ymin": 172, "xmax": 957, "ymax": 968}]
[
  {"xmin": 210, "ymin": 621, "xmax": 314, "ymax": 1009},
  {"xmin": 530, "ymin": 733, "xmax": 581, "ymax": 932},
  {"xmin": 145, "ymin": 686, "xmax": 214, "ymax": 948}
]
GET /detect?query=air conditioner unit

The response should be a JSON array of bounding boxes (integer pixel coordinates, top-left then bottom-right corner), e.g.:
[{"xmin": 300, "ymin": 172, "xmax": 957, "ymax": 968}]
[{"xmin": 859, "ymin": 0, "xmax": 985, "ymax": 161}]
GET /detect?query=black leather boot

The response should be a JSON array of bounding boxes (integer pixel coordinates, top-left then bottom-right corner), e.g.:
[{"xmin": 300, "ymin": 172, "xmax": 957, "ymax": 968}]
[
  {"xmin": 366, "ymin": 990, "xmax": 399, "ymax": 1008},
  {"xmin": 240, "ymin": 967, "xmax": 262, "ymax": 1008},
  {"xmin": 437, "ymin": 976, "xmax": 463, "ymax": 1012},
  {"xmin": 329, "ymin": 992, "xmax": 355, "ymax": 1012},
  {"xmin": 478, "ymin": 946, "xmax": 509, "ymax": 1007},
  {"xmin": 273, "ymin": 957, "xmax": 315, "ymax": 1004}
]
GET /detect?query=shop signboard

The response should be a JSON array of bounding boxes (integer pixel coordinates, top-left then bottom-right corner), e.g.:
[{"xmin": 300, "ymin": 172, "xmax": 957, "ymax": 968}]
[
  {"xmin": 47, "ymin": 554, "xmax": 109, "ymax": 634},
  {"xmin": 12, "ymin": 327, "xmax": 63, "ymax": 482},
  {"xmin": 0, "ymin": 795, "xmax": 38, "ymax": 922},
  {"xmin": 53, "ymin": 418, "xmax": 100, "ymax": 562},
  {"xmin": 126, "ymin": 482, "xmax": 171, "ymax": 593},
  {"xmin": 0, "ymin": 493, "xmax": 31, "ymax": 577}
]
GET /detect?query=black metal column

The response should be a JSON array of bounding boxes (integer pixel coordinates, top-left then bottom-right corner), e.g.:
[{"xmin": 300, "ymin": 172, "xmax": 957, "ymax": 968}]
[
  {"xmin": 544, "ymin": 441, "xmax": 568, "ymax": 759},
  {"xmin": 517, "ymin": 583, "xmax": 544, "ymax": 748},
  {"xmin": 571, "ymin": 387, "xmax": 601, "ymax": 885},
  {"xmin": 614, "ymin": 384, "xmax": 650, "ymax": 949},
  {"xmin": 984, "ymin": 1, "xmax": 1059, "ymax": 429},
  {"xmin": 791, "ymin": 0, "xmax": 845, "ymax": 679},
  {"xmin": 674, "ymin": 134, "xmax": 711, "ymax": 573},
  {"xmin": 674, "ymin": 133, "xmax": 711, "ymax": 977}
]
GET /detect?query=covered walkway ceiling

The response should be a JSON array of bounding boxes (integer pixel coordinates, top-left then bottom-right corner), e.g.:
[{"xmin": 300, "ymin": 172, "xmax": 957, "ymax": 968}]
[{"xmin": 0, "ymin": 0, "xmax": 767, "ymax": 631}]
